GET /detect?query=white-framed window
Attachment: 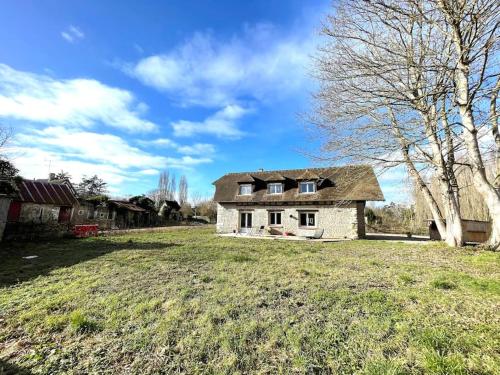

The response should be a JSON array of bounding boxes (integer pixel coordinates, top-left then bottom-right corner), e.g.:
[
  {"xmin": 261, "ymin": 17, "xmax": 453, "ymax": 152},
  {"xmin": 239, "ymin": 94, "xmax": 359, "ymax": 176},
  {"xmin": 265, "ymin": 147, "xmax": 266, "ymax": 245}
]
[
  {"xmin": 239, "ymin": 184, "xmax": 252, "ymax": 195},
  {"xmin": 299, "ymin": 181, "xmax": 316, "ymax": 194},
  {"xmin": 299, "ymin": 212, "xmax": 316, "ymax": 227},
  {"xmin": 269, "ymin": 211, "xmax": 282, "ymax": 226},
  {"xmin": 267, "ymin": 183, "xmax": 283, "ymax": 194}
]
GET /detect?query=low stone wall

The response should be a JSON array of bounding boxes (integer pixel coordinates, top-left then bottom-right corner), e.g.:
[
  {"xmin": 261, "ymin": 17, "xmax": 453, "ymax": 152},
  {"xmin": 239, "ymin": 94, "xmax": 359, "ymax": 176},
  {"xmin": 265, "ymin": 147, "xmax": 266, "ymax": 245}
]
[{"xmin": 216, "ymin": 202, "xmax": 360, "ymax": 239}]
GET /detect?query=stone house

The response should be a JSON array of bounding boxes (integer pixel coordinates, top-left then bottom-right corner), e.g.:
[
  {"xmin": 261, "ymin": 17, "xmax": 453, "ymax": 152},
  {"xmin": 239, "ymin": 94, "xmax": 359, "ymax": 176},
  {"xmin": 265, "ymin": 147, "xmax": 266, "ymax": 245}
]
[{"xmin": 213, "ymin": 166, "xmax": 384, "ymax": 239}]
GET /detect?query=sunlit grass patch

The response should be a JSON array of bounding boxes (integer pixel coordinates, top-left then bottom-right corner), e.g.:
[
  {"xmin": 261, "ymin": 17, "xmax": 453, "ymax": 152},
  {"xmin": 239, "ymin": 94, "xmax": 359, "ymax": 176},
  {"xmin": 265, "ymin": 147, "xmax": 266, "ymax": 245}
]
[
  {"xmin": 0, "ymin": 227, "xmax": 498, "ymax": 374},
  {"xmin": 431, "ymin": 278, "xmax": 458, "ymax": 290}
]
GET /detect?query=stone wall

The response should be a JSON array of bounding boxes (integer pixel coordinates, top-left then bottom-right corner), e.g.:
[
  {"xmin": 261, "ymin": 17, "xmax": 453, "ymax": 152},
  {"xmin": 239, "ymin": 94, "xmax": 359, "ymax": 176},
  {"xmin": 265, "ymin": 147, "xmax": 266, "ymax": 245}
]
[
  {"xmin": 356, "ymin": 201, "xmax": 366, "ymax": 238},
  {"xmin": 18, "ymin": 203, "xmax": 60, "ymax": 223},
  {"xmin": 0, "ymin": 198, "xmax": 11, "ymax": 241},
  {"xmin": 216, "ymin": 202, "xmax": 362, "ymax": 239}
]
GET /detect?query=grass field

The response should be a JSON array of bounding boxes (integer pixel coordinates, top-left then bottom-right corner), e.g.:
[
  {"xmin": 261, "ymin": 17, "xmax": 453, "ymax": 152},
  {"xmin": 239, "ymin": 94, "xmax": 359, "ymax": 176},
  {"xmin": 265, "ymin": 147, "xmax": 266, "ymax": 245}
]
[{"xmin": 0, "ymin": 227, "xmax": 499, "ymax": 374}]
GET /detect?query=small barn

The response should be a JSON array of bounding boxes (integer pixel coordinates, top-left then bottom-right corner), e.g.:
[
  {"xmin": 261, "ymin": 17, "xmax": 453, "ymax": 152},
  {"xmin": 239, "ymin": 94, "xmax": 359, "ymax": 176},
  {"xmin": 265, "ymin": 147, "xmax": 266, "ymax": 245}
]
[
  {"xmin": 3, "ymin": 178, "xmax": 78, "ymax": 240},
  {"xmin": 158, "ymin": 200, "xmax": 182, "ymax": 221},
  {"xmin": 108, "ymin": 200, "xmax": 147, "ymax": 228},
  {"xmin": 71, "ymin": 199, "xmax": 114, "ymax": 229}
]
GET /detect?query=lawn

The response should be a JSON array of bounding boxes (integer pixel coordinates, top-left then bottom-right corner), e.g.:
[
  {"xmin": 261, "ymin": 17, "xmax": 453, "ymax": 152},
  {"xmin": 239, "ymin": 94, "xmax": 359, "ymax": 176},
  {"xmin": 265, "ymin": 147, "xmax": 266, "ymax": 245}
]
[{"xmin": 0, "ymin": 227, "xmax": 499, "ymax": 374}]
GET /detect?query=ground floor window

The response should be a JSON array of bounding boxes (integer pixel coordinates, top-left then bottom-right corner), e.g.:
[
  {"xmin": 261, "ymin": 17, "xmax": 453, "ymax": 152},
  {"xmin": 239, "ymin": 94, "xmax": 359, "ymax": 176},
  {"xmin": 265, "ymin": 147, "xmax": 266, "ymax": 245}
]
[
  {"xmin": 269, "ymin": 211, "xmax": 282, "ymax": 226},
  {"xmin": 299, "ymin": 212, "xmax": 316, "ymax": 227},
  {"xmin": 240, "ymin": 212, "xmax": 252, "ymax": 228}
]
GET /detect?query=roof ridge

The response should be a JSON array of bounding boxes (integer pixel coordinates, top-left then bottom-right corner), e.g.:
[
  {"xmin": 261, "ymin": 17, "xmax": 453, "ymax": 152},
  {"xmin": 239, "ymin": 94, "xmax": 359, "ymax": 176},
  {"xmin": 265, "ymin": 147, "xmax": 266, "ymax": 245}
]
[{"xmin": 222, "ymin": 165, "xmax": 371, "ymax": 176}]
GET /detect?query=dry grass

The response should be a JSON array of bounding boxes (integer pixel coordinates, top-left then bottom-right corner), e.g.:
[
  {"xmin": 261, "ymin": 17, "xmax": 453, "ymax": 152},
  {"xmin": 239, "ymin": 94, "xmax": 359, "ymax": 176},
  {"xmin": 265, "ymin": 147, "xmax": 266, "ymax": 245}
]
[{"xmin": 0, "ymin": 227, "xmax": 499, "ymax": 374}]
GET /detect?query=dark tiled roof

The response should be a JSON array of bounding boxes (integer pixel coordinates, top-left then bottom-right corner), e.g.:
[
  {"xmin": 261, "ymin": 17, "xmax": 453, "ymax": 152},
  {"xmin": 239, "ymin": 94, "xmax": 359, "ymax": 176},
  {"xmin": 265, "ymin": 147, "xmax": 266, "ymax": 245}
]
[
  {"xmin": 263, "ymin": 172, "xmax": 286, "ymax": 181},
  {"xmin": 108, "ymin": 200, "xmax": 146, "ymax": 212},
  {"xmin": 15, "ymin": 179, "xmax": 78, "ymax": 206},
  {"xmin": 236, "ymin": 173, "xmax": 256, "ymax": 183},
  {"xmin": 296, "ymin": 169, "xmax": 321, "ymax": 180},
  {"xmin": 214, "ymin": 166, "xmax": 385, "ymax": 203},
  {"xmin": 162, "ymin": 200, "xmax": 181, "ymax": 210}
]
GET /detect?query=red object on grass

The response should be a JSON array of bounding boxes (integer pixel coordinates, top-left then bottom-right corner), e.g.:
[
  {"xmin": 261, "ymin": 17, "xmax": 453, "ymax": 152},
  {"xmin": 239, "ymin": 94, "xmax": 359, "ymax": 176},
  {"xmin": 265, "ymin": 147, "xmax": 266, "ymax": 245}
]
[{"xmin": 73, "ymin": 224, "xmax": 99, "ymax": 238}]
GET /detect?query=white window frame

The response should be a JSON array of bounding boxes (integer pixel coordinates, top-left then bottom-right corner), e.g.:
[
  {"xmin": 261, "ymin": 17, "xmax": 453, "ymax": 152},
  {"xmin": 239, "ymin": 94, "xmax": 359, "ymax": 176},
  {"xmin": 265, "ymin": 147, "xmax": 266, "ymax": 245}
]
[
  {"xmin": 268, "ymin": 211, "xmax": 282, "ymax": 226},
  {"xmin": 299, "ymin": 211, "xmax": 317, "ymax": 228},
  {"xmin": 238, "ymin": 184, "xmax": 253, "ymax": 196},
  {"xmin": 267, "ymin": 183, "xmax": 283, "ymax": 195},
  {"xmin": 299, "ymin": 181, "xmax": 316, "ymax": 194}
]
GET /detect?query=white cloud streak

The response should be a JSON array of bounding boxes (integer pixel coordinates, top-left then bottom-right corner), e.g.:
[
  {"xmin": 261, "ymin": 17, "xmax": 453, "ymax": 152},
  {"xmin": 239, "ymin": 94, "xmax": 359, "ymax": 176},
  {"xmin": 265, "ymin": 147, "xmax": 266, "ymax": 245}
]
[
  {"xmin": 122, "ymin": 23, "xmax": 313, "ymax": 107},
  {"xmin": 139, "ymin": 138, "xmax": 216, "ymax": 156},
  {"xmin": 61, "ymin": 25, "xmax": 85, "ymax": 43},
  {"xmin": 8, "ymin": 127, "xmax": 213, "ymax": 195},
  {"xmin": 171, "ymin": 104, "xmax": 249, "ymax": 139},
  {"xmin": 0, "ymin": 63, "xmax": 158, "ymax": 133}
]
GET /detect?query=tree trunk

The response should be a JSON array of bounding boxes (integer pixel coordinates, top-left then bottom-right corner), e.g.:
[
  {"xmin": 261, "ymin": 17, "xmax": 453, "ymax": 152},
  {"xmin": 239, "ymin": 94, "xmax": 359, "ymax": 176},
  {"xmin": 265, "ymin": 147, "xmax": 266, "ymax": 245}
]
[
  {"xmin": 388, "ymin": 107, "xmax": 450, "ymax": 241},
  {"xmin": 458, "ymin": 105, "xmax": 500, "ymax": 248},
  {"xmin": 439, "ymin": 178, "xmax": 464, "ymax": 247},
  {"xmin": 422, "ymin": 107, "xmax": 464, "ymax": 246},
  {"xmin": 491, "ymin": 78, "xmax": 500, "ymax": 189},
  {"xmin": 438, "ymin": 0, "xmax": 500, "ymax": 248},
  {"xmin": 455, "ymin": 66, "xmax": 500, "ymax": 248}
]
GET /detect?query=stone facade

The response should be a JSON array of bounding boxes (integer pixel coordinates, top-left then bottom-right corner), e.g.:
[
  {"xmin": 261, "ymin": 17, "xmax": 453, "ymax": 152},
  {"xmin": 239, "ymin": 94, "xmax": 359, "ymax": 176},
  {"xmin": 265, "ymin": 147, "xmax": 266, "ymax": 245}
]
[
  {"xmin": 0, "ymin": 197, "xmax": 11, "ymax": 241},
  {"xmin": 18, "ymin": 202, "xmax": 62, "ymax": 223},
  {"xmin": 216, "ymin": 201, "xmax": 366, "ymax": 239}
]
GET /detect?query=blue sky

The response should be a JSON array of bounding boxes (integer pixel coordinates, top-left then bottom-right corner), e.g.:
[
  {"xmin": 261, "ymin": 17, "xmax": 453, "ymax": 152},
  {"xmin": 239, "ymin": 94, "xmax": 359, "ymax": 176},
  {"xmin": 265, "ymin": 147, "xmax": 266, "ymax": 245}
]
[{"xmin": 0, "ymin": 0, "xmax": 409, "ymax": 203}]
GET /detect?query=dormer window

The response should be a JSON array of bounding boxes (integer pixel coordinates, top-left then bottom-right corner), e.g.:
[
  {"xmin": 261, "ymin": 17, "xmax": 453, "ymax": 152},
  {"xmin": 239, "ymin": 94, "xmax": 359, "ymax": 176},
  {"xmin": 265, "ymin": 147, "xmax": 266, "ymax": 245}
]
[
  {"xmin": 299, "ymin": 181, "xmax": 316, "ymax": 194},
  {"xmin": 267, "ymin": 183, "xmax": 283, "ymax": 194},
  {"xmin": 239, "ymin": 184, "xmax": 252, "ymax": 195}
]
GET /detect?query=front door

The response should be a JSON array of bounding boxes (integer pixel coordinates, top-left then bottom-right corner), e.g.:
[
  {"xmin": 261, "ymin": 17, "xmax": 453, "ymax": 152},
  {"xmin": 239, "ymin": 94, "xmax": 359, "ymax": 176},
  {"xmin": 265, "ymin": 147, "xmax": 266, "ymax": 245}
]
[{"xmin": 239, "ymin": 212, "xmax": 252, "ymax": 233}]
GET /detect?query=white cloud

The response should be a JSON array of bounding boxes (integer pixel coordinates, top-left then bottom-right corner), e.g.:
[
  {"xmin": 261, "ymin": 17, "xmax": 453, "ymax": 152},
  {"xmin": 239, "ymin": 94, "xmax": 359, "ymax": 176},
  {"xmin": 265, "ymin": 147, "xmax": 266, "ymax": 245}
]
[
  {"xmin": 17, "ymin": 127, "xmax": 167, "ymax": 169},
  {"xmin": 171, "ymin": 104, "xmax": 249, "ymax": 139},
  {"xmin": 61, "ymin": 25, "xmax": 85, "ymax": 43},
  {"xmin": 0, "ymin": 63, "xmax": 157, "ymax": 132},
  {"xmin": 7, "ymin": 127, "xmax": 213, "ymax": 195},
  {"xmin": 176, "ymin": 143, "xmax": 215, "ymax": 155},
  {"xmin": 122, "ymin": 23, "xmax": 314, "ymax": 107},
  {"xmin": 138, "ymin": 138, "xmax": 216, "ymax": 155}
]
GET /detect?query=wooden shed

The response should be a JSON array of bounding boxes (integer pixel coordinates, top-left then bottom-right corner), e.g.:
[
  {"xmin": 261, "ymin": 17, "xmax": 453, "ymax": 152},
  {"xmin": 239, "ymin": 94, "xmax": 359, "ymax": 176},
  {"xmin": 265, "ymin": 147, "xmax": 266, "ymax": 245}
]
[{"xmin": 428, "ymin": 219, "xmax": 491, "ymax": 243}]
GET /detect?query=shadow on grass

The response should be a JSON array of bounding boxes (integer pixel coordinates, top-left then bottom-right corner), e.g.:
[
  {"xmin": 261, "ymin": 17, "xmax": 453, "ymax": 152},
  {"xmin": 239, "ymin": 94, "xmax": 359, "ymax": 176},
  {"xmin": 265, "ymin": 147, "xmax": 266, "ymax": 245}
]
[
  {"xmin": 0, "ymin": 359, "xmax": 32, "ymax": 375},
  {"xmin": 0, "ymin": 238, "xmax": 181, "ymax": 288}
]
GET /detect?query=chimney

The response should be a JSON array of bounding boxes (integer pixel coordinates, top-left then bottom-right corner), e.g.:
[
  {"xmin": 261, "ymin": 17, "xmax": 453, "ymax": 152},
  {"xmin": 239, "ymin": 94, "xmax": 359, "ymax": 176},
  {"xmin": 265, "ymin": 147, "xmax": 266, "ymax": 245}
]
[{"xmin": 49, "ymin": 173, "xmax": 56, "ymax": 181}]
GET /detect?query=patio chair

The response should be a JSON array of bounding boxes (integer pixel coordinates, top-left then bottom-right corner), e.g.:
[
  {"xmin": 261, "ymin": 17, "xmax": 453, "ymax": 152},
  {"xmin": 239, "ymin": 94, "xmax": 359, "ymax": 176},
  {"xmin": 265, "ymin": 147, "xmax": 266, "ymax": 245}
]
[{"xmin": 298, "ymin": 228, "xmax": 324, "ymax": 239}]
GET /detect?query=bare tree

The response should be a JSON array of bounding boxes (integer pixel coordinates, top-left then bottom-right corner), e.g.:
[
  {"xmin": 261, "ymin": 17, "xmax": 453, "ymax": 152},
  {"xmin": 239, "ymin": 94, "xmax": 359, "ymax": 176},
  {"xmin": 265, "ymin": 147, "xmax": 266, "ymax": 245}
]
[
  {"xmin": 312, "ymin": 0, "xmax": 465, "ymax": 245},
  {"xmin": 151, "ymin": 170, "xmax": 171, "ymax": 207},
  {"xmin": 433, "ymin": 0, "xmax": 500, "ymax": 248},
  {"xmin": 150, "ymin": 170, "xmax": 184, "ymax": 207},
  {"xmin": 0, "ymin": 126, "xmax": 10, "ymax": 153},
  {"xmin": 178, "ymin": 175, "xmax": 188, "ymax": 204},
  {"xmin": 0, "ymin": 126, "xmax": 18, "ymax": 178},
  {"xmin": 169, "ymin": 174, "xmax": 177, "ymax": 201}
]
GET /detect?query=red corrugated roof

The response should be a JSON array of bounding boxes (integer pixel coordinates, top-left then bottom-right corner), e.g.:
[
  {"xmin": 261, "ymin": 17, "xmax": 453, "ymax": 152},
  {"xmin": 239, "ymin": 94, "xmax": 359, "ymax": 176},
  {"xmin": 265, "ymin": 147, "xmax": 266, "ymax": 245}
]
[{"xmin": 16, "ymin": 179, "xmax": 78, "ymax": 206}]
